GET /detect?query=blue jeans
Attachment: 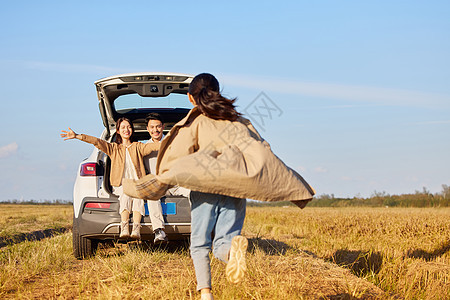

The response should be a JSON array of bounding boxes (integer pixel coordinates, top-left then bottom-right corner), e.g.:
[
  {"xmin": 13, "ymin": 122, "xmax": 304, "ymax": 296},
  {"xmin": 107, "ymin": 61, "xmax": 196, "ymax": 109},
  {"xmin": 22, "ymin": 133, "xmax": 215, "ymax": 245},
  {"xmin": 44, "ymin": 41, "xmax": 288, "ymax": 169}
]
[{"xmin": 189, "ymin": 191, "xmax": 246, "ymax": 291}]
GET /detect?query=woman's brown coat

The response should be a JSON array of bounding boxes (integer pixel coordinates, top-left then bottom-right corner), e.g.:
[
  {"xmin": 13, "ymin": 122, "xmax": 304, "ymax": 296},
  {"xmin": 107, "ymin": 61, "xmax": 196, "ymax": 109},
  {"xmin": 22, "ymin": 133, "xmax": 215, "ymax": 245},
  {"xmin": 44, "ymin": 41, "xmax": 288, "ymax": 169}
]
[{"xmin": 79, "ymin": 134, "xmax": 159, "ymax": 187}]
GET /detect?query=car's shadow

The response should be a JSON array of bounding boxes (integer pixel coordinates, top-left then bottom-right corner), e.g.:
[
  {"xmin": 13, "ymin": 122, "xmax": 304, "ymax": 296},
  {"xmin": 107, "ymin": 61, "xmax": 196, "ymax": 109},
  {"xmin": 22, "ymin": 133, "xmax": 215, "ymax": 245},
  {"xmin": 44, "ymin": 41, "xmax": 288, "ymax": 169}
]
[{"xmin": 95, "ymin": 238, "xmax": 191, "ymax": 257}]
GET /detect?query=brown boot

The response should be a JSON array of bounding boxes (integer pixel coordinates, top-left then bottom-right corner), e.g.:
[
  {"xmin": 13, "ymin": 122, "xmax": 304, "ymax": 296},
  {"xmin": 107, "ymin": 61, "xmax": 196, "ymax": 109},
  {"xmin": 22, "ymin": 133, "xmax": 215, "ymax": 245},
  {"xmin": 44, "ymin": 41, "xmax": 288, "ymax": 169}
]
[
  {"xmin": 130, "ymin": 223, "xmax": 141, "ymax": 240},
  {"xmin": 120, "ymin": 220, "xmax": 130, "ymax": 238}
]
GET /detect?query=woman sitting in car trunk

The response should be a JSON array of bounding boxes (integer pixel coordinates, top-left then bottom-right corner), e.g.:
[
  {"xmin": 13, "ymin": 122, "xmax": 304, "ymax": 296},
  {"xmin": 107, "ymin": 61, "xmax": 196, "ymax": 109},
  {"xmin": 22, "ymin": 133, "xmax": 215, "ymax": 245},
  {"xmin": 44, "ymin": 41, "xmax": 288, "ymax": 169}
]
[{"xmin": 60, "ymin": 117, "xmax": 160, "ymax": 240}]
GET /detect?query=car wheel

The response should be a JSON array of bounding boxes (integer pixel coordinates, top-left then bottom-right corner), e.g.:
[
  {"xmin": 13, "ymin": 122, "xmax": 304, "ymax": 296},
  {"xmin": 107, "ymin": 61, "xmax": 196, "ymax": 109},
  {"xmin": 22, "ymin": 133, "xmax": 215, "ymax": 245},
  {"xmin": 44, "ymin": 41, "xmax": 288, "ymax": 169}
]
[{"xmin": 72, "ymin": 217, "xmax": 99, "ymax": 259}]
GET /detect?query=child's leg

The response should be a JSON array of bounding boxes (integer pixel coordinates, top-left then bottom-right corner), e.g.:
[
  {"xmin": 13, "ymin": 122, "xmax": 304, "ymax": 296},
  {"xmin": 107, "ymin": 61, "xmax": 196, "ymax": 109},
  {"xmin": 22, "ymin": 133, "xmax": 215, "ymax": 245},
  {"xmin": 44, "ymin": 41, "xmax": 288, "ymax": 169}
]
[
  {"xmin": 189, "ymin": 191, "xmax": 219, "ymax": 291},
  {"xmin": 212, "ymin": 196, "xmax": 247, "ymax": 262},
  {"xmin": 212, "ymin": 196, "xmax": 247, "ymax": 284}
]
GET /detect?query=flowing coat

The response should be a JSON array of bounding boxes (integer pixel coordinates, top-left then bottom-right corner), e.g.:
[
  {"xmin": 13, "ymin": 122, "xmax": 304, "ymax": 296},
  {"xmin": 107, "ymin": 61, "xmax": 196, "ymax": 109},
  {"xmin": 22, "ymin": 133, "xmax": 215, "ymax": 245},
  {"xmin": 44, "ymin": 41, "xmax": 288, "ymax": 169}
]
[{"xmin": 144, "ymin": 107, "xmax": 315, "ymax": 203}]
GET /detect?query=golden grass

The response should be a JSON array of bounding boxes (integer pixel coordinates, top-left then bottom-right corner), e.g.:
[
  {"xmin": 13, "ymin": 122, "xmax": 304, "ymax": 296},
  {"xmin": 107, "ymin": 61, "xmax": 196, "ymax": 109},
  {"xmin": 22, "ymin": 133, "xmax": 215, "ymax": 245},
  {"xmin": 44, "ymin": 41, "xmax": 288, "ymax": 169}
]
[
  {"xmin": 1, "ymin": 236, "xmax": 383, "ymax": 299},
  {"xmin": 0, "ymin": 205, "xmax": 448, "ymax": 299},
  {"xmin": 243, "ymin": 207, "xmax": 450, "ymax": 299},
  {"xmin": 0, "ymin": 204, "xmax": 73, "ymax": 237}
]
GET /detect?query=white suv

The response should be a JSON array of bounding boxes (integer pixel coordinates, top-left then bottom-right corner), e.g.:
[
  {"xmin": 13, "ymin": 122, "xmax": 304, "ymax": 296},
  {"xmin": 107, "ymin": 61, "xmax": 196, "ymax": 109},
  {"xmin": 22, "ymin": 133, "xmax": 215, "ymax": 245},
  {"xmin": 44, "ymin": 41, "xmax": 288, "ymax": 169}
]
[{"xmin": 72, "ymin": 73, "xmax": 194, "ymax": 259}]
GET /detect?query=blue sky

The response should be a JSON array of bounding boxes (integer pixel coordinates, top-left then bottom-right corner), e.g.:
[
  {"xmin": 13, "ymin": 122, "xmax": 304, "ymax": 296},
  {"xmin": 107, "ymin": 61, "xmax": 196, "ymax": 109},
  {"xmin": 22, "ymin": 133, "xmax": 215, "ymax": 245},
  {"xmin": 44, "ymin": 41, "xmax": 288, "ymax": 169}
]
[{"xmin": 0, "ymin": 1, "xmax": 449, "ymax": 201}]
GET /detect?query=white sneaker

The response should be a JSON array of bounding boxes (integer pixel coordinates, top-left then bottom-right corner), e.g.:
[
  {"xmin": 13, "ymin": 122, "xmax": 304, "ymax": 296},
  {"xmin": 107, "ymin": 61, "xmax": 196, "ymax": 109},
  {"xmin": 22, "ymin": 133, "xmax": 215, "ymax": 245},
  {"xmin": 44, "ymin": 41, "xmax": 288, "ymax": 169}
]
[
  {"xmin": 153, "ymin": 228, "xmax": 168, "ymax": 243},
  {"xmin": 120, "ymin": 221, "xmax": 130, "ymax": 238},
  {"xmin": 226, "ymin": 235, "xmax": 248, "ymax": 284},
  {"xmin": 131, "ymin": 223, "xmax": 141, "ymax": 240}
]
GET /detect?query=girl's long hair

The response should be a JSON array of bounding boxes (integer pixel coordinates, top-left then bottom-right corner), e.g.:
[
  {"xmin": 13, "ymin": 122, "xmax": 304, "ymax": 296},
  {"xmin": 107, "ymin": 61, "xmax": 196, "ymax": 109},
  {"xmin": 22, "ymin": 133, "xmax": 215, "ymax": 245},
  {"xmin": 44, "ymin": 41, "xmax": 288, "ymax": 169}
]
[
  {"xmin": 115, "ymin": 117, "xmax": 135, "ymax": 144},
  {"xmin": 188, "ymin": 73, "xmax": 241, "ymax": 121}
]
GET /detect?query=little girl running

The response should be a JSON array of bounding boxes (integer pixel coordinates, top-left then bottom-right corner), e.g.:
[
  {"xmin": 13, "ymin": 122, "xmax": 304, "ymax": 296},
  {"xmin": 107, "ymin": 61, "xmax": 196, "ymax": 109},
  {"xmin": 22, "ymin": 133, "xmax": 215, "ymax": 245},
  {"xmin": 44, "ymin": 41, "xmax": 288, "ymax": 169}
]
[{"xmin": 124, "ymin": 73, "xmax": 315, "ymax": 300}]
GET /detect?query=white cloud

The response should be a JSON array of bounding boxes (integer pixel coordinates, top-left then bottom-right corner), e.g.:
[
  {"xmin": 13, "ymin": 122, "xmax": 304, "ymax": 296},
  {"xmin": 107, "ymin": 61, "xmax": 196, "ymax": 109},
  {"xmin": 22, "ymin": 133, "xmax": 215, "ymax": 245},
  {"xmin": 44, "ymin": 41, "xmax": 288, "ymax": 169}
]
[
  {"xmin": 1, "ymin": 59, "xmax": 124, "ymax": 74},
  {"xmin": 296, "ymin": 166, "xmax": 307, "ymax": 172},
  {"xmin": 26, "ymin": 61, "xmax": 123, "ymax": 73},
  {"xmin": 314, "ymin": 166, "xmax": 328, "ymax": 173},
  {"xmin": 414, "ymin": 120, "xmax": 450, "ymax": 125},
  {"xmin": 221, "ymin": 74, "xmax": 450, "ymax": 109},
  {"xmin": 0, "ymin": 142, "xmax": 18, "ymax": 158},
  {"xmin": 406, "ymin": 175, "xmax": 419, "ymax": 182}
]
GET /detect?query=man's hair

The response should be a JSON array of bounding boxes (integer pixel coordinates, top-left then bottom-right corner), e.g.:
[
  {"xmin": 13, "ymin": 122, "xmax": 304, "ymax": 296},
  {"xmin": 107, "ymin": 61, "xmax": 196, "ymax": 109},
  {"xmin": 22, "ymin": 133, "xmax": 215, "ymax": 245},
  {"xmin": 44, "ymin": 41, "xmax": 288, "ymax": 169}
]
[{"xmin": 145, "ymin": 112, "xmax": 164, "ymax": 125}]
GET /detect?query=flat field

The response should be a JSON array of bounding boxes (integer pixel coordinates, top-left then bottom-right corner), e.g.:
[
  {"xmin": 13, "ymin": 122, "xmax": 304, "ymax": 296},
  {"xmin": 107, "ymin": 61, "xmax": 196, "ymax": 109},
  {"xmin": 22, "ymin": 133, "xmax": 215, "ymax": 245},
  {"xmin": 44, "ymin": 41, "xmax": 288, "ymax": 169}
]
[
  {"xmin": 0, "ymin": 204, "xmax": 72, "ymax": 238},
  {"xmin": 0, "ymin": 204, "xmax": 448, "ymax": 299}
]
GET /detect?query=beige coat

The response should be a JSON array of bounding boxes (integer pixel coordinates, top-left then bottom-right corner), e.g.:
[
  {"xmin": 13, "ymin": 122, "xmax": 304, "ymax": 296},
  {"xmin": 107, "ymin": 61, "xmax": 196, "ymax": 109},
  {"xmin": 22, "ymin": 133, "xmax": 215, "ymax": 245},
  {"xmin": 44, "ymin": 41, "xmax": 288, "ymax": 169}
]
[
  {"xmin": 79, "ymin": 134, "xmax": 159, "ymax": 187},
  {"xmin": 153, "ymin": 107, "xmax": 315, "ymax": 202}
]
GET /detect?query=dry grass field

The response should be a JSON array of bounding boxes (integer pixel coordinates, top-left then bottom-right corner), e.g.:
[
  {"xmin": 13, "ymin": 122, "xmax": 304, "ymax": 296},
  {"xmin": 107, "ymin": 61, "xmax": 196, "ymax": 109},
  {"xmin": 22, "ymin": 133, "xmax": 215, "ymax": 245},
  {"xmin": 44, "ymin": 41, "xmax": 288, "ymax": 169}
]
[
  {"xmin": 0, "ymin": 204, "xmax": 72, "ymax": 237},
  {"xmin": 0, "ymin": 204, "xmax": 448, "ymax": 299}
]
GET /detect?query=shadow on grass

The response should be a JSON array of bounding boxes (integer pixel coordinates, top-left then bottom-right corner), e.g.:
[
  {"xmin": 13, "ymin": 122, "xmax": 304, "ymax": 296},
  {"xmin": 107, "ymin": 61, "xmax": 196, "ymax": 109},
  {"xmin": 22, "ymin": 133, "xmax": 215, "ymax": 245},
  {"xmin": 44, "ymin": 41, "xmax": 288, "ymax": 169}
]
[
  {"xmin": 326, "ymin": 293, "xmax": 370, "ymax": 300},
  {"xmin": 143, "ymin": 238, "xmax": 191, "ymax": 253},
  {"xmin": 0, "ymin": 226, "xmax": 70, "ymax": 248},
  {"xmin": 98, "ymin": 237, "xmax": 317, "ymax": 258},
  {"xmin": 405, "ymin": 240, "xmax": 450, "ymax": 261},
  {"xmin": 95, "ymin": 238, "xmax": 191, "ymax": 258},
  {"xmin": 330, "ymin": 249, "xmax": 383, "ymax": 276},
  {"xmin": 248, "ymin": 237, "xmax": 309, "ymax": 256}
]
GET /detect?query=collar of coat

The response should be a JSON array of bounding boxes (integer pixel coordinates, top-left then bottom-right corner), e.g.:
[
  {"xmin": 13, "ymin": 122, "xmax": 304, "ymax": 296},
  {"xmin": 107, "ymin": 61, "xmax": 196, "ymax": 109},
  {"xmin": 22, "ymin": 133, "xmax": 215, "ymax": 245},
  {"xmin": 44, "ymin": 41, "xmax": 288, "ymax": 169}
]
[
  {"xmin": 156, "ymin": 107, "xmax": 254, "ymax": 173},
  {"xmin": 160, "ymin": 106, "xmax": 200, "ymax": 143}
]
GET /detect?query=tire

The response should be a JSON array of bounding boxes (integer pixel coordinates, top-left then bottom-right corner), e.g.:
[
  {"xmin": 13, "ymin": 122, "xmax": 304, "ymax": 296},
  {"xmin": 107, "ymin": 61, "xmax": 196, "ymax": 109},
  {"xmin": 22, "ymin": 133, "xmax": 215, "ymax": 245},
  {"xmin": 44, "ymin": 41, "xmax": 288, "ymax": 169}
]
[{"xmin": 72, "ymin": 217, "xmax": 99, "ymax": 259}]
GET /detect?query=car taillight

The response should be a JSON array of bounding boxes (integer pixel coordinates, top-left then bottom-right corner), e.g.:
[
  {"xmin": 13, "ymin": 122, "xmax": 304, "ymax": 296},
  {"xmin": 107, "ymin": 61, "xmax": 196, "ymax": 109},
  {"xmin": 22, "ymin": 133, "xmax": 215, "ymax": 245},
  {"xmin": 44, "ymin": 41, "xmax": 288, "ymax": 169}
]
[
  {"xmin": 80, "ymin": 162, "xmax": 103, "ymax": 176},
  {"xmin": 85, "ymin": 202, "xmax": 111, "ymax": 209}
]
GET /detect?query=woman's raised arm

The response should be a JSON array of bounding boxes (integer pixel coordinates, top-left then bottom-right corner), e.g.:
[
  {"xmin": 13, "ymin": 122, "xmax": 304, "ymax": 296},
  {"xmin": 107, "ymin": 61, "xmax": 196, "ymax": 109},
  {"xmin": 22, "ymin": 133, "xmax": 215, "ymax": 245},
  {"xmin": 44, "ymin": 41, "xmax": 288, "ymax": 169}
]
[
  {"xmin": 60, "ymin": 127, "xmax": 78, "ymax": 140},
  {"xmin": 60, "ymin": 127, "xmax": 115, "ymax": 156}
]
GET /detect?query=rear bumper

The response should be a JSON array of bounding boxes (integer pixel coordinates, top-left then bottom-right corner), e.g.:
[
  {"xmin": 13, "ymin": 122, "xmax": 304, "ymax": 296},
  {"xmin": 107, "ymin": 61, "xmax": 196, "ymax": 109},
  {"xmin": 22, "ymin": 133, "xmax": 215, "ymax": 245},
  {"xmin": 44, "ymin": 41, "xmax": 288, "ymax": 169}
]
[{"xmin": 75, "ymin": 196, "xmax": 191, "ymax": 241}]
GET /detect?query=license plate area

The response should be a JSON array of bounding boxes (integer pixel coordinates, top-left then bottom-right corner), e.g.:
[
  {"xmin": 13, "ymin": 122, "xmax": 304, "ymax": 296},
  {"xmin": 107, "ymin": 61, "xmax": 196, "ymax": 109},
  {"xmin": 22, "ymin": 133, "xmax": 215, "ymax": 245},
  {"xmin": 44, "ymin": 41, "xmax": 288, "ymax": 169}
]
[{"xmin": 144, "ymin": 201, "xmax": 176, "ymax": 216}]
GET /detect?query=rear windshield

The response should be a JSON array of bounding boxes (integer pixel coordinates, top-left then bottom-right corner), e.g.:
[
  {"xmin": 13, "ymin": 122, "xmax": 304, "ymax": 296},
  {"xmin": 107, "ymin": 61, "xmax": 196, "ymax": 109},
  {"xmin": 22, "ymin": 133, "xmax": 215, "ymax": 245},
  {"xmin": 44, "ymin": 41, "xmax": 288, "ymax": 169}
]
[{"xmin": 114, "ymin": 93, "xmax": 191, "ymax": 111}]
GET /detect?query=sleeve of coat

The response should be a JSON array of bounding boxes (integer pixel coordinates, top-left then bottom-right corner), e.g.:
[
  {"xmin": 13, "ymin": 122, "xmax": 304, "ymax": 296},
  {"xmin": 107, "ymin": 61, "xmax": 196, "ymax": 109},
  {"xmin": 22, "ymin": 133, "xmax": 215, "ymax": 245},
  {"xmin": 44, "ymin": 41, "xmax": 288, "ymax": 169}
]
[
  {"xmin": 141, "ymin": 142, "xmax": 160, "ymax": 156},
  {"xmin": 79, "ymin": 134, "xmax": 115, "ymax": 156},
  {"xmin": 241, "ymin": 118, "xmax": 271, "ymax": 149},
  {"xmin": 156, "ymin": 122, "xmax": 198, "ymax": 175}
]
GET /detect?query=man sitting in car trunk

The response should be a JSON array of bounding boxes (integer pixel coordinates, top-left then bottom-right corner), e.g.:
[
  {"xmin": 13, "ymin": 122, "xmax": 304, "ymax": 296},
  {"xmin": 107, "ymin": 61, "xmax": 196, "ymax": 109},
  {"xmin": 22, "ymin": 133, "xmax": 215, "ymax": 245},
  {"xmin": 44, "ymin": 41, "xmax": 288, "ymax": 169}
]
[
  {"xmin": 144, "ymin": 113, "xmax": 169, "ymax": 243},
  {"xmin": 144, "ymin": 113, "xmax": 191, "ymax": 243}
]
